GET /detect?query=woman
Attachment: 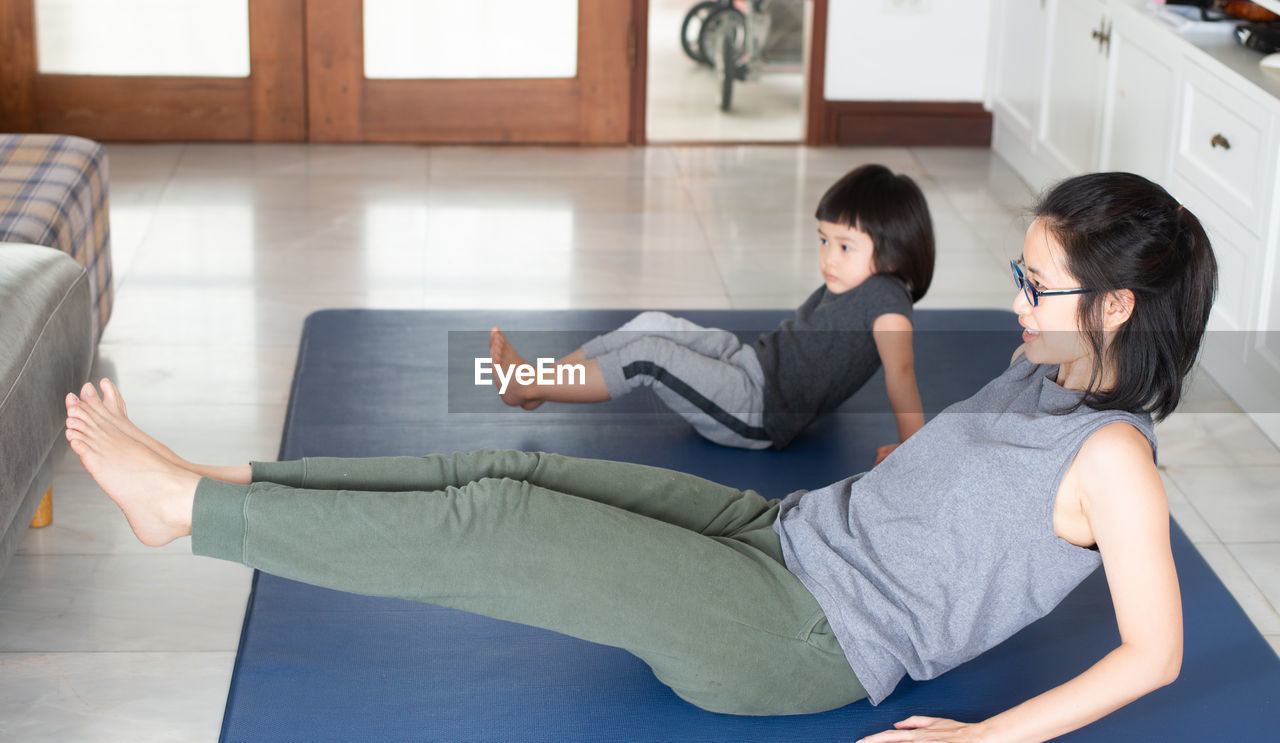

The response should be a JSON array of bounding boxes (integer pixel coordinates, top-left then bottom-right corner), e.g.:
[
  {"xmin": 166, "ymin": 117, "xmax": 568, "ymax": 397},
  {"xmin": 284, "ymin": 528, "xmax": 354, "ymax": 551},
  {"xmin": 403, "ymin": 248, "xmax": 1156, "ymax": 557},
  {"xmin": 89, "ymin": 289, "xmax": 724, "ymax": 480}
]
[{"xmin": 64, "ymin": 172, "xmax": 1216, "ymax": 742}]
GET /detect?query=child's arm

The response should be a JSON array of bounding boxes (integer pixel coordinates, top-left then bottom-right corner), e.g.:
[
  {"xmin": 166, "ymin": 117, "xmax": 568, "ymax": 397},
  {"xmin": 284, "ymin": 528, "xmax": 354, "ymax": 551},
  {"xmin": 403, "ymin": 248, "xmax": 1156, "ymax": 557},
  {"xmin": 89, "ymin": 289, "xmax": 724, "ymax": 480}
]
[{"xmin": 871, "ymin": 313, "xmax": 924, "ymax": 458}]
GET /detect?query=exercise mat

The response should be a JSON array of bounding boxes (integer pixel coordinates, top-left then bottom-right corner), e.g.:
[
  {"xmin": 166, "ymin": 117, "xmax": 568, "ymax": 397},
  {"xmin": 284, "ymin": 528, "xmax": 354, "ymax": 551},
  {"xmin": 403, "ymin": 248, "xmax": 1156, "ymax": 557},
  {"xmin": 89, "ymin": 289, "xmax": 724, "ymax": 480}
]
[{"xmin": 218, "ymin": 309, "xmax": 1280, "ymax": 742}]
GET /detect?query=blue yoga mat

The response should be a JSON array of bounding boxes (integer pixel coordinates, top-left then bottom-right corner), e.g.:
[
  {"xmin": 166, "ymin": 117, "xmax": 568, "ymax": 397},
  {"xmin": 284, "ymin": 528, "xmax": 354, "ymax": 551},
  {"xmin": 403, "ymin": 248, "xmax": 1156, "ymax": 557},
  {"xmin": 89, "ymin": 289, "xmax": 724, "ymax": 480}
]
[{"xmin": 220, "ymin": 309, "xmax": 1280, "ymax": 742}]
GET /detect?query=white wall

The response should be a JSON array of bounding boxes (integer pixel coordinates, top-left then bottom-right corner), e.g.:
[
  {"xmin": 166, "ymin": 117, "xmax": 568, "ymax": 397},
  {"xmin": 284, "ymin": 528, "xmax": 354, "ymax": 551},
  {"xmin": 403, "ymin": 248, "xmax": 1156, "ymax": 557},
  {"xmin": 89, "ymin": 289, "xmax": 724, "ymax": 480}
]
[{"xmin": 823, "ymin": 0, "xmax": 992, "ymax": 102}]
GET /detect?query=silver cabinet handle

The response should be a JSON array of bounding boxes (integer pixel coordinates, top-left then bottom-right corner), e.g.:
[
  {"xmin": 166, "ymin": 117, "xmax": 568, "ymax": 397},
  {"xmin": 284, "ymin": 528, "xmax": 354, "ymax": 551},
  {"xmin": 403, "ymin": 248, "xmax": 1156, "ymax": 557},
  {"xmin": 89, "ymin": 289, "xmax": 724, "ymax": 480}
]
[{"xmin": 1211, "ymin": 133, "xmax": 1231, "ymax": 150}]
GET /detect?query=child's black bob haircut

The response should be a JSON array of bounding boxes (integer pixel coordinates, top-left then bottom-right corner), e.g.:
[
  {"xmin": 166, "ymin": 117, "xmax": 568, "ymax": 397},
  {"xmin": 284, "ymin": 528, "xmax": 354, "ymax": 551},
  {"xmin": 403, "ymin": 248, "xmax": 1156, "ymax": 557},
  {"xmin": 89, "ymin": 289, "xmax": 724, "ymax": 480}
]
[
  {"xmin": 1035, "ymin": 172, "xmax": 1218, "ymax": 421},
  {"xmin": 814, "ymin": 163, "xmax": 935, "ymax": 302}
]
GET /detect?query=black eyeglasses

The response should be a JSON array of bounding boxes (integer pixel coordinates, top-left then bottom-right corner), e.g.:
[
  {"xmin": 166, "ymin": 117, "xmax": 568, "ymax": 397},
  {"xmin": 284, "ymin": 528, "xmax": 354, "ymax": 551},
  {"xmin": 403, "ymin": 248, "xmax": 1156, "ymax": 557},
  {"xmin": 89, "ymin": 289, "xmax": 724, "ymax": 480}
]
[{"xmin": 1010, "ymin": 260, "xmax": 1095, "ymax": 307}]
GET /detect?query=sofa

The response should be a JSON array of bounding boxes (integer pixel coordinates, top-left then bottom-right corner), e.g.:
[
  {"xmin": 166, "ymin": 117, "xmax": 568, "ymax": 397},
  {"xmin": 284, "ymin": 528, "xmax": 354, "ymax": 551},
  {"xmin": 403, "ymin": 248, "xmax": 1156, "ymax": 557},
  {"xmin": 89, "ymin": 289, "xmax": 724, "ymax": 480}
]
[{"xmin": 0, "ymin": 134, "xmax": 111, "ymax": 578}]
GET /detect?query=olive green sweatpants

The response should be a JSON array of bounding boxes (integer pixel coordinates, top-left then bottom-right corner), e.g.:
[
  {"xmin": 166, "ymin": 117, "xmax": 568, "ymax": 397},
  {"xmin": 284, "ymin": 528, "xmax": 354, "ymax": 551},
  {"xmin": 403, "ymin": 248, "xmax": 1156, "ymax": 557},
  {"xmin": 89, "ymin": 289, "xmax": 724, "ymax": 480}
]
[{"xmin": 191, "ymin": 449, "xmax": 865, "ymax": 715}]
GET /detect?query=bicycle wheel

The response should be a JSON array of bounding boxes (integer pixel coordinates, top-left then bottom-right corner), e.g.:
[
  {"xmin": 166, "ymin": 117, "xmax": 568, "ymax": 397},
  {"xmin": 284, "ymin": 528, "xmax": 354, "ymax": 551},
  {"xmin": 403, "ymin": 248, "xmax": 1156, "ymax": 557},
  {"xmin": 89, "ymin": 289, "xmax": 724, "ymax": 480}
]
[
  {"xmin": 697, "ymin": 5, "xmax": 746, "ymax": 70},
  {"xmin": 680, "ymin": 1, "xmax": 724, "ymax": 66}
]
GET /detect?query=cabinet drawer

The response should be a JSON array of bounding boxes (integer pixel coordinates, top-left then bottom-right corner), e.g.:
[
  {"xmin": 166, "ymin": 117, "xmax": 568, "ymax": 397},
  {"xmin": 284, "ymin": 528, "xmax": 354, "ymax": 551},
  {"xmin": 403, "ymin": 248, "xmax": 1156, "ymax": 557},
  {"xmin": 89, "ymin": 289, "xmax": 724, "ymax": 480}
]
[
  {"xmin": 1170, "ymin": 174, "xmax": 1260, "ymax": 335},
  {"xmin": 1175, "ymin": 61, "xmax": 1272, "ymax": 236}
]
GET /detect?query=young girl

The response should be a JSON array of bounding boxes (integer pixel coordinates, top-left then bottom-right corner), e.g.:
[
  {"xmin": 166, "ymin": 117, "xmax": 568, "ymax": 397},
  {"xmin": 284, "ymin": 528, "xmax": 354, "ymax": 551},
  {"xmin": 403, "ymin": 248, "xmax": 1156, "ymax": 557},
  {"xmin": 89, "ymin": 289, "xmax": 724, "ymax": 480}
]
[
  {"xmin": 66, "ymin": 172, "xmax": 1215, "ymax": 742},
  {"xmin": 490, "ymin": 163, "xmax": 936, "ymax": 455}
]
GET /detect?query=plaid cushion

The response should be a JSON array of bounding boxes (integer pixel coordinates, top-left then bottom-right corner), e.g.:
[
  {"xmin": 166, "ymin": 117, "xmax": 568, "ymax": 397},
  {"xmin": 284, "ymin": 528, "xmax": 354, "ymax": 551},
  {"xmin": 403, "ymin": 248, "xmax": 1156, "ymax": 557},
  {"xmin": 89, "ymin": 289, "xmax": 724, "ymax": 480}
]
[{"xmin": 0, "ymin": 134, "xmax": 113, "ymax": 341}]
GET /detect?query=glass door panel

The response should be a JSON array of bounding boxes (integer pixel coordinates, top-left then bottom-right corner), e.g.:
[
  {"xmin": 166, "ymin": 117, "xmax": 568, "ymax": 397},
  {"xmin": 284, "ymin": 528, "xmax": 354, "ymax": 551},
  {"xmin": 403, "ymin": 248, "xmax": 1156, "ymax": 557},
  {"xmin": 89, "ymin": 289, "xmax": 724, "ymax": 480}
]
[
  {"xmin": 364, "ymin": 0, "xmax": 578, "ymax": 80},
  {"xmin": 35, "ymin": 0, "xmax": 250, "ymax": 77}
]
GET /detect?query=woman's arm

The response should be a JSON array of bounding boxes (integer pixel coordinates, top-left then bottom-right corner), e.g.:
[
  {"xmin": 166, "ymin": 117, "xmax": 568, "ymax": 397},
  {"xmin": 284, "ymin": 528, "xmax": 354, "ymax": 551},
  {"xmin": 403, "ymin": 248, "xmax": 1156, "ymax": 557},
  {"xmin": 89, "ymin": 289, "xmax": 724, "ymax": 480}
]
[
  {"xmin": 872, "ymin": 313, "xmax": 924, "ymax": 463},
  {"xmin": 859, "ymin": 422, "xmax": 1182, "ymax": 743}
]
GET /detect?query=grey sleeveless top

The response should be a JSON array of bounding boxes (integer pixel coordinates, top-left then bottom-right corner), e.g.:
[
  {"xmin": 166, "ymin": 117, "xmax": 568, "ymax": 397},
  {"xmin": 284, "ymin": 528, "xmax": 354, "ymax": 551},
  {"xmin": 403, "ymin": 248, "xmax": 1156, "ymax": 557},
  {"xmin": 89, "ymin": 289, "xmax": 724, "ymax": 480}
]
[{"xmin": 773, "ymin": 355, "xmax": 1157, "ymax": 704}]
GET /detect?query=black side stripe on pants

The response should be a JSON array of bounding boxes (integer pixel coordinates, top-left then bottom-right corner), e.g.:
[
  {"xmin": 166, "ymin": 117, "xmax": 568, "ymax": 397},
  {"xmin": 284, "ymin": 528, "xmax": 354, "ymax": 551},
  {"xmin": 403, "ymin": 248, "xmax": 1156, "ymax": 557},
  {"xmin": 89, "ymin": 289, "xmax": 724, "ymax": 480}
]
[{"xmin": 621, "ymin": 361, "xmax": 772, "ymax": 441}]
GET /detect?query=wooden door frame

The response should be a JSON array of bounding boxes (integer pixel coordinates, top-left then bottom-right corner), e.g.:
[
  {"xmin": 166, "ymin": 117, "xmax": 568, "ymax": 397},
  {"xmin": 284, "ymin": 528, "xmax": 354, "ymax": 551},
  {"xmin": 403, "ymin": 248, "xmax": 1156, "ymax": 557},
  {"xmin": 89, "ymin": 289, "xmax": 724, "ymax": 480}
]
[
  {"xmin": 629, "ymin": 0, "xmax": 649, "ymax": 146},
  {"xmin": 307, "ymin": 0, "xmax": 631, "ymax": 144},
  {"xmin": 0, "ymin": 0, "xmax": 305, "ymax": 140},
  {"xmin": 626, "ymin": 0, "xmax": 829, "ymax": 146},
  {"xmin": 0, "ymin": 0, "xmax": 36, "ymax": 132},
  {"xmin": 804, "ymin": 0, "xmax": 828, "ymax": 146}
]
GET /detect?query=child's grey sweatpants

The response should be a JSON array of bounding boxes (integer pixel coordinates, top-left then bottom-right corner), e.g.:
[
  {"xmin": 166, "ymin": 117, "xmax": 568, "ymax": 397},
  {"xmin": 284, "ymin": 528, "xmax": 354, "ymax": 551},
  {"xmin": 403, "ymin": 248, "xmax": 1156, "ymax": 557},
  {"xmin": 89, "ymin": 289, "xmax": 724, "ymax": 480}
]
[{"xmin": 580, "ymin": 311, "xmax": 773, "ymax": 449}]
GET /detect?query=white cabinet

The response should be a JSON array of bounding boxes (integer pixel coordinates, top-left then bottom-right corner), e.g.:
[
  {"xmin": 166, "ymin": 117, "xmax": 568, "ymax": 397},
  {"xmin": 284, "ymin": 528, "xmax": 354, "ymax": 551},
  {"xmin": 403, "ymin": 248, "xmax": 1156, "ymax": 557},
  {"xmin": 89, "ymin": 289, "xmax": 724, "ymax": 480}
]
[
  {"xmin": 1175, "ymin": 60, "xmax": 1275, "ymax": 236},
  {"xmin": 1040, "ymin": 0, "xmax": 1110, "ymax": 178},
  {"xmin": 993, "ymin": 0, "xmax": 1177, "ymax": 190},
  {"xmin": 1170, "ymin": 57, "xmax": 1280, "ymax": 445},
  {"xmin": 988, "ymin": 0, "xmax": 1050, "ymax": 149},
  {"xmin": 1097, "ymin": 4, "xmax": 1178, "ymax": 182},
  {"xmin": 1258, "ymin": 240, "xmax": 1280, "ymax": 437},
  {"xmin": 1172, "ymin": 172, "xmax": 1260, "ymax": 335}
]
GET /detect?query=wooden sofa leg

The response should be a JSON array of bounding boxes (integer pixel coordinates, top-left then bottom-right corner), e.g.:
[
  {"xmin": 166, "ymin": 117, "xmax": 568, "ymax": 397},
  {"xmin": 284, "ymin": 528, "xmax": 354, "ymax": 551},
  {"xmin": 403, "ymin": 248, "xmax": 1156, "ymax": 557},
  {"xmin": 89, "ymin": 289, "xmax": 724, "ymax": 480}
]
[{"xmin": 30, "ymin": 487, "xmax": 53, "ymax": 528}]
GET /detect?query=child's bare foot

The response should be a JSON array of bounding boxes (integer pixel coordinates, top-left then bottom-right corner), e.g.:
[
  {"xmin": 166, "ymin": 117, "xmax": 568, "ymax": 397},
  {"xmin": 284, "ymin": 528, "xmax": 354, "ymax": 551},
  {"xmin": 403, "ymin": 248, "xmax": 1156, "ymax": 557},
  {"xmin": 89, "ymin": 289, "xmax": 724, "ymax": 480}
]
[
  {"xmin": 65, "ymin": 385, "xmax": 199, "ymax": 546},
  {"xmin": 489, "ymin": 327, "xmax": 544, "ymax": 410}
]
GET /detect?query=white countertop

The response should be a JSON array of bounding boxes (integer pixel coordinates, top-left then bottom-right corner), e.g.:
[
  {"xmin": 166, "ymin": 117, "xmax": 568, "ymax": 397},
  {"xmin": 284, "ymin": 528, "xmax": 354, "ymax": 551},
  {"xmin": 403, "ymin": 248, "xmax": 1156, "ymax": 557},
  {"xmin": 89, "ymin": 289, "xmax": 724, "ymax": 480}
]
[{"xmin": 1124, "ymin": 0, "xmax": 1280, "ymax": 104}]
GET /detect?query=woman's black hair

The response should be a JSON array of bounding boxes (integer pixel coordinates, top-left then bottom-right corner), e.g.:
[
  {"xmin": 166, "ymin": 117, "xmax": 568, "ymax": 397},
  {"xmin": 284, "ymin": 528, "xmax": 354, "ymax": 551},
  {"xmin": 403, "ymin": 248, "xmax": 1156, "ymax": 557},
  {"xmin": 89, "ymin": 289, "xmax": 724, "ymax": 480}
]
[
  {"xmin": 1034, "ymin": 172, "xmax": 1218, "ymax": 421},
  {"xmin": 814, "ymin": 163, "xmax": 935, "ymax": 302}
]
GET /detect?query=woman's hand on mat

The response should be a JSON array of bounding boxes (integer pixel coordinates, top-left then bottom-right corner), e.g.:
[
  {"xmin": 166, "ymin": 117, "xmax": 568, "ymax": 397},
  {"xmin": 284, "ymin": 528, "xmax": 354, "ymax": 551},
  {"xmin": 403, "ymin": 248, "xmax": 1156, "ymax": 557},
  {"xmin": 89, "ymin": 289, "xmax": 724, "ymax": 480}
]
[
  {"xmin": 857, "ymin": 715, "xmax": 989, "ymax": 742},
  {"xmin": 873, "ymin": 444, "xmax": 899, "ymax": 467}
]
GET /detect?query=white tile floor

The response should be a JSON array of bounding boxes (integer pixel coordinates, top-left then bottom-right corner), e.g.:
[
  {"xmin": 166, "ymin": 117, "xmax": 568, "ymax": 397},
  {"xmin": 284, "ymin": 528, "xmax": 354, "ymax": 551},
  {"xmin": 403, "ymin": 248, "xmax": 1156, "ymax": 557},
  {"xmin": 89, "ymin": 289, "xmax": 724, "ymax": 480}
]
[{"xmin": 0, "ymin": 143, "xmax": 1277, "ymax": 741}]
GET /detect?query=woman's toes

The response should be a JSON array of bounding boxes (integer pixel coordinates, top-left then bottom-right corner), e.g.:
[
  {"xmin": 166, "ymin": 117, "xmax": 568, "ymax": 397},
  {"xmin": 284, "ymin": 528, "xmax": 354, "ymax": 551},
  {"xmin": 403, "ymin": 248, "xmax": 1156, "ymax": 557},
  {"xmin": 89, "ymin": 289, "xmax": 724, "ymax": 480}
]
[
  {"xmin": 67, "ymin": 395, "xmax": 98, "ymax": 424},
  {"xmin": 100, "ymin": 379, "xmax": 127, "ymax": 413}
]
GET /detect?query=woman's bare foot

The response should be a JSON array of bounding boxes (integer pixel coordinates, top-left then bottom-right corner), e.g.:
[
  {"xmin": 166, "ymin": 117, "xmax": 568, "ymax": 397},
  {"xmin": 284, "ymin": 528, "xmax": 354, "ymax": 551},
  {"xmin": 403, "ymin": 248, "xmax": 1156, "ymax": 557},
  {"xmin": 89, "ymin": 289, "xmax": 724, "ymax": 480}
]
[
  {"xmin": 65, "ymin": 385, "xmax": 199, "ymax": 546},
  {"xmin": 489, "ymin": 327, "xmax": 544, "ymax": 410},
  {"xmin": 92, "ymin": 379, "xmax": 189, "ymax": 468},
  {"xmin": 86, "ymin": 380, "xmax": 252, "ymax": 485}
]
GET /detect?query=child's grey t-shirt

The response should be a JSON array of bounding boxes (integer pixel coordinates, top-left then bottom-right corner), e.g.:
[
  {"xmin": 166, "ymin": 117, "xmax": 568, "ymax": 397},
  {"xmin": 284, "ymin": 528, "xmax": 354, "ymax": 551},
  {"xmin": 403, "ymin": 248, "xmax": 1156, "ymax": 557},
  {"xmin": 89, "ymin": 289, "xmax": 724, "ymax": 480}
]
[
  {"xmin": 772, "ymin": 355, "xmax": 1157, "ymax": 704},
  {"xmin": 753, "ymin": 274, "xmax": 912, "ymax": 448}
]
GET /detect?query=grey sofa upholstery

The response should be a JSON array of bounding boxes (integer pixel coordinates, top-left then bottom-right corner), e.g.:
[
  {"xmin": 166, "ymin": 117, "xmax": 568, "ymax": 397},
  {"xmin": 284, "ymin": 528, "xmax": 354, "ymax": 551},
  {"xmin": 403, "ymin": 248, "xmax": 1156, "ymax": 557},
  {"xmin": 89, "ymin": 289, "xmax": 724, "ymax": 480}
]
[{"xmin": 0, "ymin": 244, "xmax": 94, "ymax": 577}]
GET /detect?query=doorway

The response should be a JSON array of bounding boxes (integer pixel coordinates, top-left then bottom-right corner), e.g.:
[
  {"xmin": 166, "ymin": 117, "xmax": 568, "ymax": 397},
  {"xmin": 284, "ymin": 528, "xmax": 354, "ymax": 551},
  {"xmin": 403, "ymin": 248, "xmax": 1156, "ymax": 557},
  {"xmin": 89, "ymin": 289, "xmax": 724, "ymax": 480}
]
[{"xmin": 644, "ymin": 0, "xmax": 812, "ymax": 143}]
